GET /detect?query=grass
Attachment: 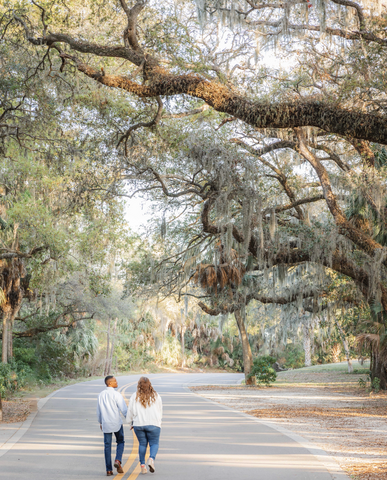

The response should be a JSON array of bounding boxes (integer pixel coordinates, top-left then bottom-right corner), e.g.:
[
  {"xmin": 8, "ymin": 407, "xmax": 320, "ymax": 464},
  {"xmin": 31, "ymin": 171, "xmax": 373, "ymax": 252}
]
[
  {"xmin": 283, "ymin": 360, "xmax": 370, "ymax": 373},
  {"xmin": 274, "ymin": 360, "xmax": 372, "ymax": 390}
]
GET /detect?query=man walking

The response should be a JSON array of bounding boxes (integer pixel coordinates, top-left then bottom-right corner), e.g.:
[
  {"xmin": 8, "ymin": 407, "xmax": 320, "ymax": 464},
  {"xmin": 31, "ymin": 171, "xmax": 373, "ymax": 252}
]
[{"xmin": 97, "ymin": 376, "xmax": 127, "ymax": 476}]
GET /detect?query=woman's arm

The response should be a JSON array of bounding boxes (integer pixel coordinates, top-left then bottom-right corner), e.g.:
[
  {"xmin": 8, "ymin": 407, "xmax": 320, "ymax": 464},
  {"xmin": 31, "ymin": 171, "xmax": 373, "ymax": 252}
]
[
  {"xmin": 126, "ymin": 394, "xmax": 135, "ymax": 424},
  {"xmin": 158, "ymin": 394, "xmax": 163, "ymax": 424}
]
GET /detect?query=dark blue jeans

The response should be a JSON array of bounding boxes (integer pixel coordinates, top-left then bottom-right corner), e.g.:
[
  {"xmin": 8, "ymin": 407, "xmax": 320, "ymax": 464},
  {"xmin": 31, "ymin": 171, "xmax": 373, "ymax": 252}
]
[
  {"xmin": 104, "ymin": 425, "xmax": 125, "ymax": 472},
  {"xmin": 133, "ymin": 425, "xmax": 161, "ymax": 465}
]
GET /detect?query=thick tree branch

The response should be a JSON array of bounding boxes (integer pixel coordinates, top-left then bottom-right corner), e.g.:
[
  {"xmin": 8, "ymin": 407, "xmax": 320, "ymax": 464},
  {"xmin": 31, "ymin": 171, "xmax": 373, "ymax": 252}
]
[
  {"xmin": 198, "ymin": 289, "xmax": 317, "ymax": 315},
  {"xmin": 50, "ymin": 51, "xmax": 387, "ymax": 144},
  {"xmin": 312, "ymin": 144, "xmax": 350, "ymax": 172},
  {"xmin": 120, "ymin": 0, "xmax": 147, "ymax": 51},
  {"xmin": 264, "ymin": 194, "xmax": 325, "ymax": 215},
  {"xmin": 14, "ymin": 18, "xmax": 387, "ymax": 144}
]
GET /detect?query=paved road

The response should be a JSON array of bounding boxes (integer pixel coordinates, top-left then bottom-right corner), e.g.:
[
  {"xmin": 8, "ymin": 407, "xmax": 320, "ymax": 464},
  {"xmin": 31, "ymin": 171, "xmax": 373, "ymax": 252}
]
[{"xmin": 0, "ymin": 373, "xmax": 338, "ymax": 479}]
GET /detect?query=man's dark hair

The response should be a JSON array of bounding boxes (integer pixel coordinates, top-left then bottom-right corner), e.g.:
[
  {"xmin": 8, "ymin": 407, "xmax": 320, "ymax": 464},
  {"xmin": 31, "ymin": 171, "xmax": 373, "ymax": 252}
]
[{"xmin": 105, "ymin": 375, "xmax": 114, "ymax": 385}]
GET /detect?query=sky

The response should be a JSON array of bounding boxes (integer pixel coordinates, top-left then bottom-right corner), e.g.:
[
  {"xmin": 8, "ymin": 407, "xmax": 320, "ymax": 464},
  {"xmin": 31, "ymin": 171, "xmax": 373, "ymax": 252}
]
[{"xmin": 124, "ymin": 196, "xmax": 153, "ymax": 232}]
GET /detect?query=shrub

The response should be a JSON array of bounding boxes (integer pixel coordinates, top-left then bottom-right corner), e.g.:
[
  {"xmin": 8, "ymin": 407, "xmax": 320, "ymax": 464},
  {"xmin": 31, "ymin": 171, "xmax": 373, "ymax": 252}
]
[
  {"xmin": 372, "ymin": 377, "xmax": 381, "ymax": 393},
  {"xmin": 0, "ymin": 362, "xmax": 27, "ymax": 398},
  {"xmin": 250, "ymin": 355, "xmax": 277, "ymax": 386},
  {"xmin": 358, "ymin": 377, "xmax": 367, "ymax": 388},
  {"xmin": 283, "ymin": 344, "xmax": 304, "ymax": 369}
]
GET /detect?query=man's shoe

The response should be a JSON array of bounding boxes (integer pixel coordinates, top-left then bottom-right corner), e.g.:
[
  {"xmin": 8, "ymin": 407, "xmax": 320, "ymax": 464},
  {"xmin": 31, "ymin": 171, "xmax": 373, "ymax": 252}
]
[
  {"xmin": 147, "ymin": 458, "xmax": 155, "ymax": 473},
  {"xmin": 107, "ymin": 471, "xmax": 113, "ymax": 476},
  {"xmin": 114, "ymin": 459, "xmax": 124, "ymax": 474},
  {"xmin": 141, "ymin": 464, "xmax": 148, "ymax": 474}
]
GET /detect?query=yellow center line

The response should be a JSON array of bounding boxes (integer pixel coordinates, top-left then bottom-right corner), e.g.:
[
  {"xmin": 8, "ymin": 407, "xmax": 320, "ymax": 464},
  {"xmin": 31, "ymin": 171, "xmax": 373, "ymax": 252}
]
[
  {"xmin": 127, "ymin": 461, "xmax": 142, "ymax": 480},
  {"xmin": 114, "ymin": 380, "xmax": 139, "ymax": 479}
]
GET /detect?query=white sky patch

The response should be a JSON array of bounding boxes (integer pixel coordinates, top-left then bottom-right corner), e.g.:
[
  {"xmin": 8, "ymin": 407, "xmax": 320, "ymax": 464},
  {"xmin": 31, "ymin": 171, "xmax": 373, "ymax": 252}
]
[{"xmin": 124, "ymin": 196, "xmax": 153, "ymax": 232}]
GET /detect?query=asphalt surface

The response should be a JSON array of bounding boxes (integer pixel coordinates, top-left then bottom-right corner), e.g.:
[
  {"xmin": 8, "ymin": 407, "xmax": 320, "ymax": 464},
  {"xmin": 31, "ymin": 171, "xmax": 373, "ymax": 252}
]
[{"xmin": 0, "ymin": 373, "xmax": 337, "ymax": 479}]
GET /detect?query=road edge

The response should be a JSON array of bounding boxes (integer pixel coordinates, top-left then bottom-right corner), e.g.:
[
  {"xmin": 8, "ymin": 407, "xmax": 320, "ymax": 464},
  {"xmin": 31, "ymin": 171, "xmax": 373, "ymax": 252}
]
[
  {"xmin": 185, "ymin": 385, "xmax": 350, "ymax": 480},
  {"xmin": 0, "ymin": 385, "xmax": 71, "ymax": 459}
]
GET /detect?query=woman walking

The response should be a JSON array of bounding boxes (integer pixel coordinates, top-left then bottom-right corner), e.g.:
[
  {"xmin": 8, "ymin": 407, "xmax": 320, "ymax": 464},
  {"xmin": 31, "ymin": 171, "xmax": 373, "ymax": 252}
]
[{"xmin": 127, "ymin": 377, "xmax": 162, "ymax": 474}]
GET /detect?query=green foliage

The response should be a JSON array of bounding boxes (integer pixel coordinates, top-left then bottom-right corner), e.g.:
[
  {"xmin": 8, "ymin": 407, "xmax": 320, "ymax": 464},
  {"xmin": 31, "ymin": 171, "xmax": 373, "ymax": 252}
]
[
  {"xmin": 0, "ymin": 362, "xmax": 27, "ymax": 398},
  {"xmin": 250, "ymin": 355, "xmax": 277, "ymax": 386},
  {"xmin": 358, "ymin": 377, "xmax": 367, "ymax": 388},
  {"xmin": 3, "ymin": 320, "xmax": 99, "ymax": 390},
  {"xmin": 157, "ymin": 334, "xmax": 181, "ymax": 367},
  {"xmin": 352, "ymin": 368, "xmax": 370, "ymax": 375},
  {"xmin": 282, "ymin": 344, "xmax": 305, "ymax": 369},
  {"xmin": 372, "ymin": 377, "xmax": 381, "ymax": 393}
]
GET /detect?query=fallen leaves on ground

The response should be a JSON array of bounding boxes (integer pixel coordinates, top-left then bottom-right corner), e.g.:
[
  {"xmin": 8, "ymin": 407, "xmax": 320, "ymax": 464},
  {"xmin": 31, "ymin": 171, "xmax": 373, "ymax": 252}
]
[
  {"xmin": 247, "ymin": 404, "xmax": 387, "ymax": 421},
  {"xmin": 1, "ymin": 400, "xmax": 32, "ymax": 423},
  {"xmin": 344, "ymin": 462, "xmax": 387, "ymax": 480}
]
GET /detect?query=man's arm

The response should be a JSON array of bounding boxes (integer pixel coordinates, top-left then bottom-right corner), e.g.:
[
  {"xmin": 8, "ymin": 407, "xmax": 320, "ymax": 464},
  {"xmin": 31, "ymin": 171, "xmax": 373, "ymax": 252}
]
[
  {"xmin": 96, "ymin": 397, "xmax": 102, "ymax": 426},
  {"xmin": 116, "ymin": 391, "xmax": 128, "ymax": 417},
  {"xmin": 126, "ymin": 394, "xmax": 134, "ymax": 426}
]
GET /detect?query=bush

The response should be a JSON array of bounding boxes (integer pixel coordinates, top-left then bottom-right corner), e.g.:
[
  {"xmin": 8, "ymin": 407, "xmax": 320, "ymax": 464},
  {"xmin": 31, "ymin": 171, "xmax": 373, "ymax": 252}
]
[
  {"xmin": 0, "ymin": 362, "xmax": 27, "ymax": 398},
  {"xmin": 372, "ymin": 377, "xmax": 381, "ymax": 393},
  {"xmin": 250, "ymin": 355, "xmax": 277, "ymax": 386},
  {"xmin": 282, "ymin": 344, "xmax": 305, "ymax": 369}
]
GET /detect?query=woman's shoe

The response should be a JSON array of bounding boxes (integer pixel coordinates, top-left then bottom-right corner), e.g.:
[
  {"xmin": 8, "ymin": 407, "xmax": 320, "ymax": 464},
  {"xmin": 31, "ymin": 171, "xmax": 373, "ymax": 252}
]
[
  {"xmin": 114, "ymin": 460, "xmax": 124, "ymax": 473},
  {"xmin": 147, "ymin": 458, "xmax": 155, "ymax": 473},
  {"xmin": 141, "ymin": 464, "xmax": 148, "ymax": 474}
]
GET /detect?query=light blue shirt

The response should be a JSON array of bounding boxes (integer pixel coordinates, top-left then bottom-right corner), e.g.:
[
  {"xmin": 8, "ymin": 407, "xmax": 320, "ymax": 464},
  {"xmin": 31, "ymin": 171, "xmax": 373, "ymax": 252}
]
[{"xmin": 97, "ymin": 387, "xmax": 128, "ymax": 433}]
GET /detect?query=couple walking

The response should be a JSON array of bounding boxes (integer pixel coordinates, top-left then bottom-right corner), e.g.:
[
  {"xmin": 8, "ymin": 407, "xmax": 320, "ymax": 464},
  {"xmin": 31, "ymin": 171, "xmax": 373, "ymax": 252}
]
[{"xmin": 97, "ymin": 376, "xmax": 162, "ymax": 476}]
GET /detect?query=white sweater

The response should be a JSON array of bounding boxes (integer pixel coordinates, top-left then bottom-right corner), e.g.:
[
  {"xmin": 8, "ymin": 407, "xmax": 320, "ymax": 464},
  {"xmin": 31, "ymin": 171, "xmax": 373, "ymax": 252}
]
[{"xmin": 126, "ymin": 392, "xmax": 163, "ymax": 428}]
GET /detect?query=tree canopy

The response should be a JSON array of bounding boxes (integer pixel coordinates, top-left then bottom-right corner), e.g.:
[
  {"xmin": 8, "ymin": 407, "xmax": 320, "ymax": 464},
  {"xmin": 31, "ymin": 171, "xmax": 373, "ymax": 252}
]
[{"xmin": 2, "ymin": 0, "xmax": 387, "ymax": 386}]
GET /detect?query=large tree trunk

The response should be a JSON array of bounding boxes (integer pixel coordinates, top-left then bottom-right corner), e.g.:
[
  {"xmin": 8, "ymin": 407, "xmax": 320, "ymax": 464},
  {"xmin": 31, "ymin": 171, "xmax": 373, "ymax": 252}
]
[
  {"xmin": 1, "ymin": 260, "xmax": 24, "ymax": 364},
  {"xmin": 303, "ymin": 321, "xmax": 312, "ymax": 367},
  {"xmin": 7, "ymin": 320, "xmax": 12, "ymax": 361},
  {"xmin": 7, "ymin": 304, "xmax": 21, "ymax": 361},
  {"xmin": 335, "ymin": 319, "xmax": 353, "ymax": 373},
  {"xmin": 2, "ymin": 312, "xmax": 9, "ymax": 364},
  {"xmin": 108, "ymin": 318, "xmax": 117, "ymax": 374},
  {"xmin": 370, "ymin": 350, "xmax": 387, "ymax": 390},
  {"xmin": 180, "ymin": 326, "xmax": 186, "ymax": 368},
  {"xmin": 234, "ymin": 309, "xmax": 255, "ymax": 385},
  {"xmin": 104, "ymin": 318, "xmax": 111, "ymax": 376}
]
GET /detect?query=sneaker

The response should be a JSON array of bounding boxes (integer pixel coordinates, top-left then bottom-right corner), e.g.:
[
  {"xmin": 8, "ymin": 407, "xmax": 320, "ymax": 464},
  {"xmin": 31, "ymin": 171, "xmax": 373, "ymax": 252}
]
[
  {"xmin": 147, "ymin": 458, "xmax": 155, "ymax": 473},
  {"xmin": 114, "ymin": 459, "xmax": 124, "ymax": 474},
  {"xmin": 141, "ymin": 464, "xmax": 148, "ymax": 474},
  {"xmin": 107, "ymin": 472, "xmax": 113, "ymax": 476}
]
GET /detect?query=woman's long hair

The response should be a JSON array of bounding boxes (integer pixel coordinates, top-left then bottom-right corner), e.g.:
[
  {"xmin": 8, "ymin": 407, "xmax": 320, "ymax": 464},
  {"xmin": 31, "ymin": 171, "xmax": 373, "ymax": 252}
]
[{"xmin": 136, "ymin": 377, "xmax": 157, "ymax": 408}]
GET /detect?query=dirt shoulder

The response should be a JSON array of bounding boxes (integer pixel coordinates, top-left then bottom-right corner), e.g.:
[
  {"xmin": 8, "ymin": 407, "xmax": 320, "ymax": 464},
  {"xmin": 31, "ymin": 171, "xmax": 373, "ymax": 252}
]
[
  {"xmin": 190, "ymin": 369, "xmax": 387, "ymax": 480},
  {"xmin": 1, "ymin": 399, "xmax": 35, "ymax": 424}
]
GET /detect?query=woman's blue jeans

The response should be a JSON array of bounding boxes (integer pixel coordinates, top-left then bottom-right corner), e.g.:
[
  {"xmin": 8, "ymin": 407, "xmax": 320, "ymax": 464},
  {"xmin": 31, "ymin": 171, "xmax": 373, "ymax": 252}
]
[
  {"xmin": 133, "ymin": 425, "xmax": 161, "ymax": 465},
  {"xmin": 103, "ymin": 425, "xmax": 125, "ymax": 472}
]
